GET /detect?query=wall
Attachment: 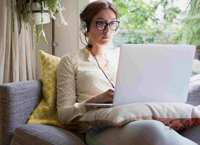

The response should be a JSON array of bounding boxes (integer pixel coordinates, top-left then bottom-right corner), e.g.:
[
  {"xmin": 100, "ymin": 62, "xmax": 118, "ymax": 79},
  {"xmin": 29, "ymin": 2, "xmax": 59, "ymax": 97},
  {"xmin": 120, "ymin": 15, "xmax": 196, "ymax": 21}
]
[{"xmin": 55, "ymin": 0, "xmax": 79, "ymax": 57}]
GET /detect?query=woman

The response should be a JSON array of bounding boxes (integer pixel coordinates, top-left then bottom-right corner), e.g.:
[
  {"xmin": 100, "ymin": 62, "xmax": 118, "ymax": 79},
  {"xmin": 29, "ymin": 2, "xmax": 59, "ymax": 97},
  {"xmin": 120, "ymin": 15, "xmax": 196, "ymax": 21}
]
[{"xmin": 57, "ymin": 0, "xmax": 199, "ymax": 144}]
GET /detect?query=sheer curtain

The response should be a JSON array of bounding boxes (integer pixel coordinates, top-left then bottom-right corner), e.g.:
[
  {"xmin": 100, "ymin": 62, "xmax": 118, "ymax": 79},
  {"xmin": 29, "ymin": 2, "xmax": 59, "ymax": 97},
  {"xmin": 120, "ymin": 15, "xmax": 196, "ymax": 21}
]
[{"xmin": 0, "ymin": 0, "xmax": 37, "ymax": 84}]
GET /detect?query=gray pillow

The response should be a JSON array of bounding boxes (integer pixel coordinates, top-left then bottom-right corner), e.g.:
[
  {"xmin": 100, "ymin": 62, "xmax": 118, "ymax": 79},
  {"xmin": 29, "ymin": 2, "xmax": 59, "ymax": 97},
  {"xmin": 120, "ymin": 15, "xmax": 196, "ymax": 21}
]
[{"xmin": 187, "ymin": 74, "xmax": 200, "ymax": 106}]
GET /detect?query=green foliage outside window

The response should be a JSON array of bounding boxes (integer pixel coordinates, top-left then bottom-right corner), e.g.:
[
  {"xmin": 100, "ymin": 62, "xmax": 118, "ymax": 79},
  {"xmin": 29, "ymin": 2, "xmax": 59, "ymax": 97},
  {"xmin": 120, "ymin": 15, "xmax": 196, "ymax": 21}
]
[
  {"xmin": 175, "ymin": 0, "xmax": 200, "ymax": 47},
  {"xmin": 113, "ymin": 0, "xmax": 183, "ymax": 46}
]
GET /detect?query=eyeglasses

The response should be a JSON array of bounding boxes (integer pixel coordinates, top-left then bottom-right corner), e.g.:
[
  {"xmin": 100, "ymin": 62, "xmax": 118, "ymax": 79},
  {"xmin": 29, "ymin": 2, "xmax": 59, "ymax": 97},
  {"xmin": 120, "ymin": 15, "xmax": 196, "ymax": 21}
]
[{"xmin": 91, "ymin": 21, "xmax": 120, "ymax": 31}]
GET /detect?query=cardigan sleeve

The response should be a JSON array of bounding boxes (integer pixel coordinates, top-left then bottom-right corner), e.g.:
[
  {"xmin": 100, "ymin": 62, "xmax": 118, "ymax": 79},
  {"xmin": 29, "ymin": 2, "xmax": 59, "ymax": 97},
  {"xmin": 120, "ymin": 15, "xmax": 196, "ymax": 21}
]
[{"xmin": 56, "ymin": 55, "xmax": 87, "ymax": 127}]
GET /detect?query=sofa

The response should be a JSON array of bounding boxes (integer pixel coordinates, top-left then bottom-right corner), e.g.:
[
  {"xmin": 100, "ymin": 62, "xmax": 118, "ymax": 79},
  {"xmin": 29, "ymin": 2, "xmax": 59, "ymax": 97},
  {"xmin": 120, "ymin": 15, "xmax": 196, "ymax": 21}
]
[
  {"xmin": 1, "ymin": 75, "xmax": 200, "ymax": 145},
  {"xmin": 0, "ymin": 80, "xmax": 85, "ymax": 145}
]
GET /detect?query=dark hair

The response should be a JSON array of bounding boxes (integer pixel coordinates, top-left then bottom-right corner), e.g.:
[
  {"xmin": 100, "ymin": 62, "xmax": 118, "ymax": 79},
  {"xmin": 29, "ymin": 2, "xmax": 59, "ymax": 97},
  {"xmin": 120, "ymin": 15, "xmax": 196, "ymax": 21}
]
[{"xmin": 80, "ymin": 0, "xmax": 119, "ymax": 32}]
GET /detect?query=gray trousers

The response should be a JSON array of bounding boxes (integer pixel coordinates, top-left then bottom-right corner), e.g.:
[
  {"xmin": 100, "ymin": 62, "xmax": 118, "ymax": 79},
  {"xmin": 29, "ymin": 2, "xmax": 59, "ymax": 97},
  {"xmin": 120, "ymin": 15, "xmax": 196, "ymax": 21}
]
[{"xmin": 86, "ymin": 120, "xmax": 199, "ymax": 145}]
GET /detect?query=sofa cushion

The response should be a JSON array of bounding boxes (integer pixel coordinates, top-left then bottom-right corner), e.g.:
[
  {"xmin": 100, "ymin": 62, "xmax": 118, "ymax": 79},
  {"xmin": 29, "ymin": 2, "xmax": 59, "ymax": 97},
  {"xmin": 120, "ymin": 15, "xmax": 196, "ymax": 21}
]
[
  {"xmin": 27, "ymin": 51, "xmax": 61, "ymax": 126},
  {"xmin": 180, "ymin": 123, "xmax": 200, "ymax": 145},
  {"xmin": 11, "ymin": 125, "xmax": 85, "ymax": 145},
  {"xmin": 187, "ymin": 74, "xmax": 200, "ymax": 106}
]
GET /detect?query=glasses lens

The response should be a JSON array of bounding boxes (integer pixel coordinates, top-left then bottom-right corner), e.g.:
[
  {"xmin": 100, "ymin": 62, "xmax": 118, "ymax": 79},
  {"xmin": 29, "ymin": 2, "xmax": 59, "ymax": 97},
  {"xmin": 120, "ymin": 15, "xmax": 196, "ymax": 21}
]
[
  {"xmin": 95, "ymin": 21, "xmax": 119, "ymax": 31},
  {"xmin": 96, "ymin": 21, "xmax": 106, "ymax": 30},
  {"xmin": 109, "ymin": 21, "xmax": 119, "ymax": 30}
]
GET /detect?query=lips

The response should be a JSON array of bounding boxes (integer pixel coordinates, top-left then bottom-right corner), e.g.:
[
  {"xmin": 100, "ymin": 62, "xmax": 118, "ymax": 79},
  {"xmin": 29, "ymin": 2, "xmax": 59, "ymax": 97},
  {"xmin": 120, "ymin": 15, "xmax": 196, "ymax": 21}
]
[{"xmin": 102, "ymin": 36, "xmax": 110, "ymax": 39}]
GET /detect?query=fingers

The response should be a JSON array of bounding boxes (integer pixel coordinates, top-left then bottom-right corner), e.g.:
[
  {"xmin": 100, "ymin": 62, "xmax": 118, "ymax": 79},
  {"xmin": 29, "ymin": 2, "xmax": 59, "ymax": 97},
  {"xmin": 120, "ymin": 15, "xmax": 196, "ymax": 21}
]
[
  {"xmin": 86, "ymin": 89, "xmax": 115, "ymax": 104},
  {"xmin": 106, "ymin": 89, "xmax": 115, "ymax": 99},
  {"xmin": 105, "ymin": 97, "xmax": 113, "ymax": 103},
  {"xmin": 107, "ymin": 88, "xmax": 115, "ymax": 92}
]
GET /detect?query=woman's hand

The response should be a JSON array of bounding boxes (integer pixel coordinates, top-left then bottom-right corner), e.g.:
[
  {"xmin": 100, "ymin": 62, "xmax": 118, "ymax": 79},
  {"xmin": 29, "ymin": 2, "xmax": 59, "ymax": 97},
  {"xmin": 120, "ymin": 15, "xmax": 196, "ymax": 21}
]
[{"xmin": 85, "ymin": 89, "xmax": 114, "ymax": 111}]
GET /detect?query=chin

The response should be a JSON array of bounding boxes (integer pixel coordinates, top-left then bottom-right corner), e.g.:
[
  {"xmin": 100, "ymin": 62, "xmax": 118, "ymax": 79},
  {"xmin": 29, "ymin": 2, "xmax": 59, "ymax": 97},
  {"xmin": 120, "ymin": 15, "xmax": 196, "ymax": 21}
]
[{"xmin": 100, "ymin": 40, "xmax": 112, "ymax": 46}]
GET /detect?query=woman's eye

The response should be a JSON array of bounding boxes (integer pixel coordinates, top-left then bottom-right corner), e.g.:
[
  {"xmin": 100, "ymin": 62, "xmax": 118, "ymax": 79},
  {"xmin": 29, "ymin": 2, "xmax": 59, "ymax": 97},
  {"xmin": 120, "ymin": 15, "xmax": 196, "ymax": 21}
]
[
  {"xmin": 96, "ymin": 22, "xmax": 106, "ymax": 29},
  {"xmin": 110, "ymin": 22, "xmax": 115, "ymax": 26}
]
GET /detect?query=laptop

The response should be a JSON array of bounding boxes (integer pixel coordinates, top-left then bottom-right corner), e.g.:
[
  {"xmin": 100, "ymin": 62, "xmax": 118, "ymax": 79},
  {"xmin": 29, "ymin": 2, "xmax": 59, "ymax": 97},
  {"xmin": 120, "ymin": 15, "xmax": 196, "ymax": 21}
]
[{"xmin": 84, "ymin": 44, "xmax": 196, "ymax": 108}]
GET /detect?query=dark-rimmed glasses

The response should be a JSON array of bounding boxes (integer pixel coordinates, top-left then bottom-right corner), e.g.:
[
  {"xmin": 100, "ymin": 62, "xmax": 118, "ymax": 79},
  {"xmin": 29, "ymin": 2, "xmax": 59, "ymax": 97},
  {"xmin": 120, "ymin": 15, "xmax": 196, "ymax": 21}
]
[{"xmin": 91, "ymin": 21, "xmax": 120, "ymax": 31}]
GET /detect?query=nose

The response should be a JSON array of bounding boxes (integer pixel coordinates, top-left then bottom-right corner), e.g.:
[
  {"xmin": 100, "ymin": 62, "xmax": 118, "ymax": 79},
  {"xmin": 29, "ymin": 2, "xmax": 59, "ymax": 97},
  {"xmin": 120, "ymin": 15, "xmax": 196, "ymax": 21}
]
[{"xmin": 103, "ymin": 24, "xmax": 111, "ymax": 33}]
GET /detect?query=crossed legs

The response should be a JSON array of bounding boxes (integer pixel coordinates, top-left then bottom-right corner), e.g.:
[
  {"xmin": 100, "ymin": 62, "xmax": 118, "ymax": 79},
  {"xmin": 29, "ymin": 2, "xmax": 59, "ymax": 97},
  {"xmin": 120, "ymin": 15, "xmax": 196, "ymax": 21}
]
[{"xmin": 86, "ymin": 120, "xmax": 198, "ymax": 145}]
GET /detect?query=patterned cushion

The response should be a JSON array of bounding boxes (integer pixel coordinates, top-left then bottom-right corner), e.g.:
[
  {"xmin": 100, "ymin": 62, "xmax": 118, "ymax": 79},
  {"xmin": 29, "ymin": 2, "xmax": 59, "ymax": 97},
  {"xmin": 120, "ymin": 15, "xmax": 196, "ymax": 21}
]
[
  {"xmin": 27, "ymin": 50, "xmax": 61, "ymax": 126},
  {"xmin": 80, "ymin": 103, "xmax": 200, "ymax": 131}
]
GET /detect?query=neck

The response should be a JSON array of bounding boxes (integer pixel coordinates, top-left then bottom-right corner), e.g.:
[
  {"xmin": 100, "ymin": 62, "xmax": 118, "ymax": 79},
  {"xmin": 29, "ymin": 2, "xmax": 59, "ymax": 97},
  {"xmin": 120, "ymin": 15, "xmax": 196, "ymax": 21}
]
[{"xmin": 88, "ymin": 44, "xmax": 107, "ymax": 57}]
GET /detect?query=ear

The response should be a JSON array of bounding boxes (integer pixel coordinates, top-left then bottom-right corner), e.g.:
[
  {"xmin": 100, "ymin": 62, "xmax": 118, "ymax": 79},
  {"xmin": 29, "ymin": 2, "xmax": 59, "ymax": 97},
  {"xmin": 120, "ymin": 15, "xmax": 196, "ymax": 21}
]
[{"xmin": 80, "ymin": 21, "xmax": 87, "ymax": 35}]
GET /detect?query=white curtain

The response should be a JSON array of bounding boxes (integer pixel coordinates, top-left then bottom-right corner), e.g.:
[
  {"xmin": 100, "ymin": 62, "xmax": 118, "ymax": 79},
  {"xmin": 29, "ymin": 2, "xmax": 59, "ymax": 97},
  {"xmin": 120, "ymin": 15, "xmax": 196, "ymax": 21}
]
[{"xmin": 0, "ymin": 0, "xmax": 37, "ymax": 84}]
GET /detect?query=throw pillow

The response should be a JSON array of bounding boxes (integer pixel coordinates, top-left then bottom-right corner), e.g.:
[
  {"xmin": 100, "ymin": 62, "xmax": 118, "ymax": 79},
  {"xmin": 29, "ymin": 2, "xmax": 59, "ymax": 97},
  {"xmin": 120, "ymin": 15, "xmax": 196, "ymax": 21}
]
[
  {"xmin": 27, "ymin": 50, "xmax": 61, "ymax": 127},
  {"xmin": 80, "ymin": 102, "xmax": 200, "ymax": 131}
]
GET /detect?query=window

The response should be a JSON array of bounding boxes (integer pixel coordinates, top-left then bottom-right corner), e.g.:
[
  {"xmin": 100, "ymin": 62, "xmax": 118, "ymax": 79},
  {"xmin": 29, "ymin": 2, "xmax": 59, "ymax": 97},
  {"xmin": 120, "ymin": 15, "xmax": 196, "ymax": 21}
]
[{"xmin": 113, "ymin": 0, "xmax": 188, "ymax": 47}]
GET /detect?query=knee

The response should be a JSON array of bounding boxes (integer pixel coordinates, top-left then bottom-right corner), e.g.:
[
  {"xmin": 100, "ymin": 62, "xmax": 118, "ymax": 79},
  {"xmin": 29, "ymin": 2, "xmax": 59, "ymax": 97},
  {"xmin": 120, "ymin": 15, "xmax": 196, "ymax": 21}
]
[
  {"xmin": 134, "ymin": 120, "xmax": 166, "ymax": 132},
  {"xmin": 120, "ymin": 120, "xmax": 170, "ymax": 145},
  {"xmin": 124, "ymin": 120, "xmax": 168, "ymax": 139}
]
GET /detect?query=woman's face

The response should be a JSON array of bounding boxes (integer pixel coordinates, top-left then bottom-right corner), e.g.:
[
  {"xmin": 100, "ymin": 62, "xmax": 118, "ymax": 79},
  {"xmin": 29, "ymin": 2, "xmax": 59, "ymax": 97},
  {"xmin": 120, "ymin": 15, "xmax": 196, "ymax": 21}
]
[{"xmin": 87, "ymin": 8, "xmax": 117, "ymax": 47}]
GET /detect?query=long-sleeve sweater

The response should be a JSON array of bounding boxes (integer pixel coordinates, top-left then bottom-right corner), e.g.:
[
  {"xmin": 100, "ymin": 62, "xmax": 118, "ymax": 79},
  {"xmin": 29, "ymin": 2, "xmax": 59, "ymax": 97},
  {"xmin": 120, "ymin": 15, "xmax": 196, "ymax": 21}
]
[{"xmin": 56, "ymin": 47, "xmax": 119, "ymax": 130}]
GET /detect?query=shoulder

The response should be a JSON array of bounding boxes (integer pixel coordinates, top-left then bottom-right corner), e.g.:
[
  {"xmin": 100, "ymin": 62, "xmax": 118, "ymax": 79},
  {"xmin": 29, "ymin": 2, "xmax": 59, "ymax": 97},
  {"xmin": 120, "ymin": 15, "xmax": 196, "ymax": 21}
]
[{"xmin": 60, "ymin": 48, "xmax": 87, "ymax": 63}]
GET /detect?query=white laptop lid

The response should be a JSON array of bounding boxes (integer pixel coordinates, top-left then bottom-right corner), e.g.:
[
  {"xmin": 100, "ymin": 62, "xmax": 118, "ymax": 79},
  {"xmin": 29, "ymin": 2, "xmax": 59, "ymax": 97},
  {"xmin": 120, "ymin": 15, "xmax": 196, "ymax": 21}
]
[{"xmin": 113, "ymin": 44, "xmax": 196, "ymax": 106}]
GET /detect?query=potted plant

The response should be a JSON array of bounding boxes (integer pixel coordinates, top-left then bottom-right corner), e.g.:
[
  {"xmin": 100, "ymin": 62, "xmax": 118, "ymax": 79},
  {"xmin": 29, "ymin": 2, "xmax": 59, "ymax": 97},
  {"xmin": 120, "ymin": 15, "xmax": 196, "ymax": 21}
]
[{"xmin": 11, "ymin": 0, "xmax": 68, "ymax": 44}]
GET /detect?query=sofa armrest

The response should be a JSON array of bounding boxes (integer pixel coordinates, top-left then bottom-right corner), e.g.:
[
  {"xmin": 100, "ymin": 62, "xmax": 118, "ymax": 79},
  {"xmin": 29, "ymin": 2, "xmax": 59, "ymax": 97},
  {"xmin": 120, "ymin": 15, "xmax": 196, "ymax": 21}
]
[
  {"xmin": 187, "ymin": 74, "xmax": 200, "ymax": 106},
  {"xmin": 0, "ymin": 80, "xmax": 43, "ymax": 145}
]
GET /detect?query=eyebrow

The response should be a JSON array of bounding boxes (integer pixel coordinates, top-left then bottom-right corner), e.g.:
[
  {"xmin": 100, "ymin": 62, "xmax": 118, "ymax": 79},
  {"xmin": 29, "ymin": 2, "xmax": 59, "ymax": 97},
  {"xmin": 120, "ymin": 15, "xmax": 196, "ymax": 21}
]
[{"xmin": 95, "ymin": 18, "xmax": 117, "ymax": 21}]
